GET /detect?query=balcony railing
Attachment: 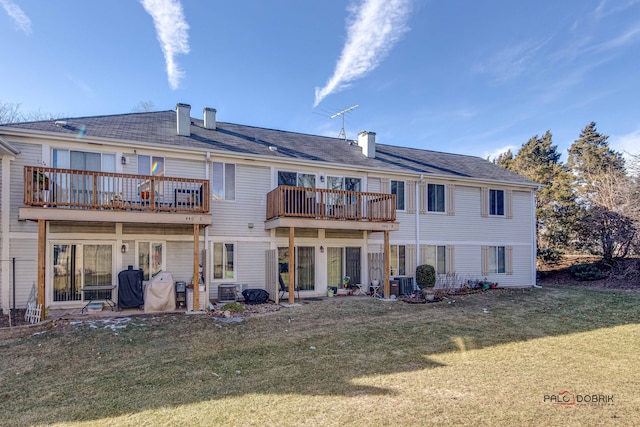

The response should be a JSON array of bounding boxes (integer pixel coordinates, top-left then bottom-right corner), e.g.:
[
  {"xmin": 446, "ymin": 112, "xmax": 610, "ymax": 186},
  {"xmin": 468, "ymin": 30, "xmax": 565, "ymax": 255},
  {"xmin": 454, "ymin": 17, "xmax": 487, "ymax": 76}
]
[
  {"xmin": 24, "ymin": 166, "xmax": 210, "ymax": 213},
  {"xmin": 266, "ymin": 185, "xmax": 396, "ymax": 222}
]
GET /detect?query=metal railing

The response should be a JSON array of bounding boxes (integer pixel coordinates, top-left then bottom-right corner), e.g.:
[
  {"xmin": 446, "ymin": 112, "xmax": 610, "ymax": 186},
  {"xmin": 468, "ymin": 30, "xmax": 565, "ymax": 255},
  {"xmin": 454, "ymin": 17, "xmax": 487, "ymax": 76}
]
[
  {"xmin": 266, "ymin": 185, "xmax": 396, "ymax": 222},
  {"xmin": 24, "ymin": 166, "xmax": 210, "ymax": 213}
]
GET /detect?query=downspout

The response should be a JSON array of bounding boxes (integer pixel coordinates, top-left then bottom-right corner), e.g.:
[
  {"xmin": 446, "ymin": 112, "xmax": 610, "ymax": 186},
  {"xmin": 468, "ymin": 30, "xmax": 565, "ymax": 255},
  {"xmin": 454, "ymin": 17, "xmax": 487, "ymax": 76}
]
[
  {"xmin": 531, "ymin": 188, "xmax": 542, "ymax": 288},
  {"xmin": 415, "ymin": 174, "xmax": 424, "ymax": 289},
  {"xmin": 204, "ymin": 151, "xmax": 211, "ymax": 302}
]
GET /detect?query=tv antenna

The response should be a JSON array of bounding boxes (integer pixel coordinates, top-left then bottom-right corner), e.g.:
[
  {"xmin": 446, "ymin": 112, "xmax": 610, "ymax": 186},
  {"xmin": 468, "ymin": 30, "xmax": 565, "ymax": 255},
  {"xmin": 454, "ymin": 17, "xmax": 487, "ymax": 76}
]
[{"xmin": 330, "ymin": 104, "xmax": 359, "ymax": 141}]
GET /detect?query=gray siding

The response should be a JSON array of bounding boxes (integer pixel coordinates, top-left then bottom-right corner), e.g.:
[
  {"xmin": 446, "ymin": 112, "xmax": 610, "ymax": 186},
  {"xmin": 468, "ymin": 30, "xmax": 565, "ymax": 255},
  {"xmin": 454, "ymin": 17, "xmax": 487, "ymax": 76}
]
[
  {"xmin": 210, "ymin": 163, "xmax": 271, "ymax": 237},
  {"xmin": 10, "ymin": 142, "xmax": 40, "ymax": 233},
  {"xmin": 9, "ymin": 238, "xmax": 38, "ymax": 308}
]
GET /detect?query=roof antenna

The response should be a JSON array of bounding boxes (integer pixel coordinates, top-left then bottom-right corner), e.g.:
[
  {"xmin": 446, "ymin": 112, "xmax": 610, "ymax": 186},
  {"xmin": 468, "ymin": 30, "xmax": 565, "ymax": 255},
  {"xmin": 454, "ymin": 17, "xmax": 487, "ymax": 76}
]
[{"xmin": 330, "ymin": 104, "xmax": 359, "ymax": 142}]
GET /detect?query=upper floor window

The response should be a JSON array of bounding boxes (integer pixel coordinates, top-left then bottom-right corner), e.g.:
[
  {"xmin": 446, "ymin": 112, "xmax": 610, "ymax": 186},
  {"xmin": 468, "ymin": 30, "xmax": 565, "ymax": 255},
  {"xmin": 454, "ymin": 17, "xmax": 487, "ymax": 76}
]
[
  {"xmin": 278, "ymin": 171, "xmax": 316, "ymax": 188},
  {"xmin": 53, "ymin": 149, "xmax": 115, "ymax": 172},
  {"xmin": 427, "ymin": 184, "xmax": 445, "ymax": 213},
  {"xmin": 391, "ymin": 180, "xmax": 405, "ymax": 211},
  {"xmin": 212, "ymin": 162, "xmax": 236, "ymax": 201},
  {"xmin": 489, "ymin": 189, "xmax": 504, "ymax": 216},
  {"xmin": 138, "ymin": 155, "xmax": 164, "ymax": 177}
]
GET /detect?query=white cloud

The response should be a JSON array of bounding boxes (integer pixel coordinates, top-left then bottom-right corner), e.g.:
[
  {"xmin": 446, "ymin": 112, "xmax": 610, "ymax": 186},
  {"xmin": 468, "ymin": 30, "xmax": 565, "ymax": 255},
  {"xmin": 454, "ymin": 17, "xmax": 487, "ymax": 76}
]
[
  {"xmin": 314, "ymin": 0, "xmax": 412, "ymax": 107},
  {"xmin": 140, "ymin": 0, "xmax": 190, "ymax": 90},
  {"xmin": 484, "ymin": 145, "xmax": 518, "ymax": 162},
  {"xmin": 611, "ymin": 128, "xmax": 640, "ymax": 160},
  {"xmin": 474, "ymin": 38, "xmax": 552, "ymax": 82},
  {"xmin": 0, "ymin": 0, "xmax": 32, "ymax": 34}
]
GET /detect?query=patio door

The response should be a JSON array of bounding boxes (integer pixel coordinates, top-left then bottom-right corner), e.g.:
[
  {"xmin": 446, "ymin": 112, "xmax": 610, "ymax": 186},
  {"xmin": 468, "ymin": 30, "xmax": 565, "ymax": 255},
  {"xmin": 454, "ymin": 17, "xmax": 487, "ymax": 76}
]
[
  {"xmin": 51, "ymin": 243, "xmax": 113, "ymax": 303},
  {"xmin": 278, "ymin": 246, "xmax": 316, "ymax": 291},
  {"xmin": 327, "ymin": 247, "xmax": 361, "ymax": 288}
]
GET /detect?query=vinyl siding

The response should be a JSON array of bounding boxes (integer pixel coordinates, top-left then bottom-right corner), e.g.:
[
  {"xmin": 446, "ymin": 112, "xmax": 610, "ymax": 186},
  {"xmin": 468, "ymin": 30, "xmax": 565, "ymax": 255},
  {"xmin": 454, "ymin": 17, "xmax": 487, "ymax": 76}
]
[
  {"xmin": 10, "ymin": 142, "xmax": 40, "ymax": 233},
  {"xmin": 210, "ymin": 163, "xmax": 271, "ymax": 237},
  {"xmin": 9, "ymin": 238, "xmax": 39, "ymax": 308}
]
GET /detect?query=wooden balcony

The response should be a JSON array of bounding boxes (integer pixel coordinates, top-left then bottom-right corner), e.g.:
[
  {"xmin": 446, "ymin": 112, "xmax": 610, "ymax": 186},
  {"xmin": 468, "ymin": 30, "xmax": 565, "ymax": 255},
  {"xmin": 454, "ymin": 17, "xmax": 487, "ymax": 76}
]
[
  {"xmin": 265, "ymin": 186, "xmax": 398, "ymax": 231},
  {"xmin": 21, "ymin": 166, "xmax": 212, "ymax": 225}
]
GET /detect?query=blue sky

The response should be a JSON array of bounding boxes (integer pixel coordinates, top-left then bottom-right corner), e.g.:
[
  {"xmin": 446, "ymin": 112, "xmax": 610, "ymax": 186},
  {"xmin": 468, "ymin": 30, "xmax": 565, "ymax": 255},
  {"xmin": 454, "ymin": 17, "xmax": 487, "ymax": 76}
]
[{"xmin": 1, "ymin": 0, "xmax": 639, "ymax": 161}]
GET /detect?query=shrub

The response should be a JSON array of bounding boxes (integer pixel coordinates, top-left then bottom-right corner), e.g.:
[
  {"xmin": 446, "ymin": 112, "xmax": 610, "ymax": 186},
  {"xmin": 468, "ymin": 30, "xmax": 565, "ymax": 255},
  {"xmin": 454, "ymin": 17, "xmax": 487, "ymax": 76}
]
[
  {"xmin": 537, "ymin": 248, "xmax": 562, "ymax": 265},
  {"xmin": 416, "ymin": 264, "xmax": 436, "ymax": 289},
  {"xmin": 222, "ymin": 302, "xmax": 245, "ymax": 313},
  {"xmin": 569, "ymin": 263, "xmax": 607, "ymax": 281}
]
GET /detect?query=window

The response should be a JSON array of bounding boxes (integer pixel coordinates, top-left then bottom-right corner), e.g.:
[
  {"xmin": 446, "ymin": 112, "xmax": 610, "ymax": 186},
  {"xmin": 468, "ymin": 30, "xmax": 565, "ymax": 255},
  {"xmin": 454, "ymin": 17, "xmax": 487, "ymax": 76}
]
[
  {"xmin": 390, "ymin": 244, "xmax": 406, "ymax": 276},
  {"xmin": 278, "ymin": 246, "xmax": 315, "ymax": 291},
  {"xmin": 327, "ymin": 247, "xmax": 361, "ymax": 287},
  {"xmin": 137, "ymin": 242, "xmax": 164, "ymax": 280},
  {"xmin": 212, "ymin": 162, "xmax": 236, "ymax": 201},
  {"xmin": 427, "ymin": 184, "xmax": 445, "ymax": 213},
  {"xmin": 391, "ymin": 180, "xmax": 405, "ymax": 211},
  {"xmin": 488, "ymin": 246, "xmax": 506, "ymax": 274},
  {"xmin": 52, "ymin": 149, "xmax": 116, "ymax": 204},
  {"xmin": 278, "ymin": 171, "xmax": 316, "ymax": 188},
  {"xmin": 138, "ymin": 155, "xmax": 164, "ymax": 177},
  {"xmin": 489, "ymin": 189, "xmax": 504, "ymax": 216},
  {"xmin": 423, "ymin": 245, "xmax": 447, "ymax": 274},
  {"xmin": 213, "ymin": 242, "xmax": 235, "ymax": 280},
  {"xmin": 52, "ymin": 243, "xmax": 113, "ymax": 303}
]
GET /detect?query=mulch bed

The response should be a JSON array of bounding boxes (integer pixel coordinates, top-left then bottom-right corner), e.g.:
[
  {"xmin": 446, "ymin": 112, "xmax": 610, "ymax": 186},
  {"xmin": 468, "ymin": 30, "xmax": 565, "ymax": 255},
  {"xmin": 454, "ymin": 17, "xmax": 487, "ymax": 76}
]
[{"xmin": 0, "ymin": 309, "xmax": 30, "ymax": 328}]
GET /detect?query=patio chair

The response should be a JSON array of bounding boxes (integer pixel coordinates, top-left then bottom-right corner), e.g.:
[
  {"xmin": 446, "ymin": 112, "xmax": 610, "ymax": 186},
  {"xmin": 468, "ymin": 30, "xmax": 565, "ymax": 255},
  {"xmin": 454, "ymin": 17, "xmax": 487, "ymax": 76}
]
[{"xmin": 278, "ymin": 274, "xmax": 300, "ymax": 302}]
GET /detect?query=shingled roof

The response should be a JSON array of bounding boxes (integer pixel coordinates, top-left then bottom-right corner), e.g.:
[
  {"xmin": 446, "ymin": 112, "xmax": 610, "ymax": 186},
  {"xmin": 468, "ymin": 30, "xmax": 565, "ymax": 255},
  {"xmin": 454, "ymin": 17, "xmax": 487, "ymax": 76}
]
[{"xmin": 1, "ymin": 109, "xmax": 538, "ymax": 187}]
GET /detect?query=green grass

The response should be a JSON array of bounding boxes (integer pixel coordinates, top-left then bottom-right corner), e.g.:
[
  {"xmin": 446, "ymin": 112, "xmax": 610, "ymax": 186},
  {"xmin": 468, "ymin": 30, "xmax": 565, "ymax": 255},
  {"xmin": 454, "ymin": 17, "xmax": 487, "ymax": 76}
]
[{"xmin": 1, "ymin": 285, "xmax": 639, "ymax": 426}]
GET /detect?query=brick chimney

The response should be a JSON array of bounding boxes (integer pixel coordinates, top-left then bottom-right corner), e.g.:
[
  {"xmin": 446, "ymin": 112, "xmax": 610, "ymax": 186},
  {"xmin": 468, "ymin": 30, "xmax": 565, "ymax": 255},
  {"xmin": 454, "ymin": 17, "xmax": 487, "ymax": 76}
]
[
  {"xmin": 358, "ymin": 131, "xmax": 376, "ymax": 158},
  {"xmin": 176, "ymin": 103, "xmax": 191, "ymax": 136},
  {"xmin": 203, "ymin": 107, "xmax": 217, "ymax": 130}
]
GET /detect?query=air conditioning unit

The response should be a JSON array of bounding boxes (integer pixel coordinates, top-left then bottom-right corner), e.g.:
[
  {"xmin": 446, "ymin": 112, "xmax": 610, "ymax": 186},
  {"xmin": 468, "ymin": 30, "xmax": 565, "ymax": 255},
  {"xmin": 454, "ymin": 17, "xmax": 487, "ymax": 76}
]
[
  {"xmin": 218, "ymin": 284, "xmax": 237, "ymax": 303},
  {"xmin": 394, "ymin": 276, "xmax": 414, "ymax": 295}
]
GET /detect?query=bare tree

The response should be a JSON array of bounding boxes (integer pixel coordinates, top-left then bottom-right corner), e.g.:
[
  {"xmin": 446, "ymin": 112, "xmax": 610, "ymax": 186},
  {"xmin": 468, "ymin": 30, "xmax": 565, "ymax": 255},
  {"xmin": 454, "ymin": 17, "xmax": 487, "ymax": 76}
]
[
  {"xmin": 132, "ymin": 100, "xmax": 156, "ymax": 112},
  {"xmin": 0, "ymin": 100, "xmax": 23, "ymax": 124}
]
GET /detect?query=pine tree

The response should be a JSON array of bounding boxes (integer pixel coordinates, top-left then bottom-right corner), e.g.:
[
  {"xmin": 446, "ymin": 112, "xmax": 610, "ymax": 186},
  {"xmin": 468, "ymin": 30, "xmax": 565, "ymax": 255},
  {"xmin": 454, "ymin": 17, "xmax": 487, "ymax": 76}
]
[
  {"xmin": 498, "ymin": 131, "xmax": 579, "ymax": 262},
  {"xmin": 567, "ymin": 122, "xmax": 626, "ymax": 194}
]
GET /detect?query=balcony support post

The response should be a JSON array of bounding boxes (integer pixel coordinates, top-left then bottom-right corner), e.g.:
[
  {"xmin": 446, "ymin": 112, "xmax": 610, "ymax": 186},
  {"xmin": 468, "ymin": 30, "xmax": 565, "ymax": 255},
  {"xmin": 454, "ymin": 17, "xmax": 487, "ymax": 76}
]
[
  {"xmin": 193, "ymin": 224, "xmax": 200, "ymax": 311},
  {"xmin": 37, "ymin": 219, "xmax": 47, "ymax": 318},
  {"xmin": 384, "ymin": 230, "xmax": 390, "ymax": 299},
  {"xmin": 289, "ymin": 227, "xmax": 295, "ymax": 305}
]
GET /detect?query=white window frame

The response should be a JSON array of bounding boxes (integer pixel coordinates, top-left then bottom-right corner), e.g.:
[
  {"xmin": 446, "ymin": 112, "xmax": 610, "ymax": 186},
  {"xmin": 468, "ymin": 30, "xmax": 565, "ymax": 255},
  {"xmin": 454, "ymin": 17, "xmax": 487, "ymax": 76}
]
[
  {"xmin": 390, "ymin": 244, "xmax": 406, "ymax": 276},
  {"xmin": 391, "ymin": 180, "xmax": 406, "ymax": 211},
  {"xmin": 489, "ymin": 189, "xmax": 505, "ymax": 216},
  {"xmin": 212, "ymin": 162, "xmax": 236, "ymax": 201},
  {"xmin": 136, "ymin": 241, "xmax": 166, "ymax": 281},
  {"xmin": 427, "ymin": 183, "xmax": 446, "ymax": 213},
  {"xmin": 137, "ymin": 154, "xmax": 165, "ymax": 177},
  {"xmin": 212, "ymin": 242, "xmax": 236, "ymax": 281},
  {"xmin": 489, "ymin": 246, "xmax": 506, "ymax": 274},
  {"xmin": 49, "ymin": 241, "xmax": 116, "ymax": 305}
]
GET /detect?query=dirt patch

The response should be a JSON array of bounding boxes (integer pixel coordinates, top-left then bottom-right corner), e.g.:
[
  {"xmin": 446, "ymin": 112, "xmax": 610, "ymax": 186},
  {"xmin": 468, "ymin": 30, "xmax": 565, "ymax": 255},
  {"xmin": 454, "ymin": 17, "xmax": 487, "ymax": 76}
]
[
  {"xmin": 0, "ymin": 309, "xmax": 31, "ymax": 329},
  {"xmin": 537, "ymin": 255, "xmax": 640, "ymax": 290},
  {"xmin": 209, "ymin": 301, "xmax": 282, "ymax": 318}
]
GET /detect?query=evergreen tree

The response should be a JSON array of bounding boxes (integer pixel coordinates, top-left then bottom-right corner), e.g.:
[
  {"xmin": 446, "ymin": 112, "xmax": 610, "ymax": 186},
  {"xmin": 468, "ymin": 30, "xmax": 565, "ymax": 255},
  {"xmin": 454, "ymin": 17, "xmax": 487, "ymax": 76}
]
[
  {"xmin": 567, "ymin": 122, "xmax": 626, "ymax": 193},
  {"xmin": 499, "ymin": 131, "xmax": 579, "ymax": 262}
]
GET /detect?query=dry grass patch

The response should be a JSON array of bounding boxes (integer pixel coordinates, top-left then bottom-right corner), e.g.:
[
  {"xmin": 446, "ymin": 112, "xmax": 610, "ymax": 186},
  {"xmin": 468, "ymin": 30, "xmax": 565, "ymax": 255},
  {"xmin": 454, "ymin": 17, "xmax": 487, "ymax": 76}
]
[{"xmin": 0, "ymin": 286, "xmax": 638, "ymax": 426}]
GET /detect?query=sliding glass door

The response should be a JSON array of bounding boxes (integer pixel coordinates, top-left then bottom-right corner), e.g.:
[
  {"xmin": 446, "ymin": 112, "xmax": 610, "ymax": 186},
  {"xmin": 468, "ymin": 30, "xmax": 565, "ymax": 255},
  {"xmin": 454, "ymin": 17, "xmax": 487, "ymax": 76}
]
[{"xmin": 52, "ymin": 243, "xmax": 113, "ymax": 303}]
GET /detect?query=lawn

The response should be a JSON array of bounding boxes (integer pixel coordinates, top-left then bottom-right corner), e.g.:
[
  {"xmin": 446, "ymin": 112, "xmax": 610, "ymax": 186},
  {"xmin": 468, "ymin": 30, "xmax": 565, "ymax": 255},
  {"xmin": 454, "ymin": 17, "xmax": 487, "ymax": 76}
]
[{"xmin": 1, "ymin": 285, "xmax": 638, "ymax": 426}]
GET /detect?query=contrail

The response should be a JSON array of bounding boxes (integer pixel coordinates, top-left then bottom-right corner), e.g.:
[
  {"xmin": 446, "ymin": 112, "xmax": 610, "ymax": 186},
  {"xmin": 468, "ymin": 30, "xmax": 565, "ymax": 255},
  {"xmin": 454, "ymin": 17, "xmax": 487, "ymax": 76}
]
[
  {"xmin": 0, "ymin": 0, "xmax": 32, "ymax": 34},
  {"xmin": 314, "ymin": 0, "xmax": 412, "ymax": 107},
  {"xmin": 140, "ymin": 0, "xmax": 190, "ymax": 90}
]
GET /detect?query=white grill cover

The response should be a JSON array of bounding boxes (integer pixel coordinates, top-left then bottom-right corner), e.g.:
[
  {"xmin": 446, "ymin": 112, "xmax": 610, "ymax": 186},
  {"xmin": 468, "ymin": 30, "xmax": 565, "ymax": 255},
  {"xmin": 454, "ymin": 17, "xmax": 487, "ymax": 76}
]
[{"xmin": 144, "ymin": 272, "xmax": 176, "ymax": 313}]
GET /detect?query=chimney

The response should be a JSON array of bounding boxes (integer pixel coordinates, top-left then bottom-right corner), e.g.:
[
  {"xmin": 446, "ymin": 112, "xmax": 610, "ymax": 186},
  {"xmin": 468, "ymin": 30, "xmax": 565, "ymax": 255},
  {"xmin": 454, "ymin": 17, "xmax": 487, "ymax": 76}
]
[
  {"xmin": 176, "ymin": 103, "xmax": 191, "ymax": 136},
  {"xmin": 203, "ymin": 107, "xmax": 217, "ymax": 130},
  {"xmin": 358, "ymin": 131, "xmax": 376, "ymax": 158}
]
